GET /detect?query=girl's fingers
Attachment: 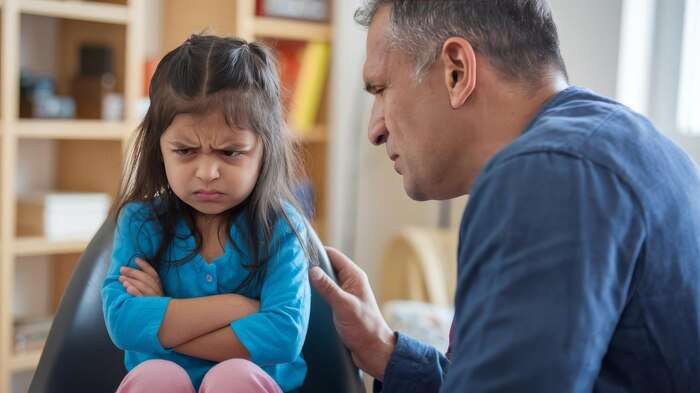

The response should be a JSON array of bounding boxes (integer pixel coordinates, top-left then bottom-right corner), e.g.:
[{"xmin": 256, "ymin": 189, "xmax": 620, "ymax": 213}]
[
  {"xmin": 120, "ymin": 266, "xmax": 160, "ymax": 294},
  {"xmin": 120, "ymin": 275, "xmax": 156, "ymax": 296},
  {"xmin": 122, "ymin": 279, "xmax": 144, "ymax": 296},
  {"xmin": 135, "ymin": 258, "xmax": 160, "ymax": 282},
  {"xmin": 134, "ymin": 258, "xmax": 164, "ymax": 293}
]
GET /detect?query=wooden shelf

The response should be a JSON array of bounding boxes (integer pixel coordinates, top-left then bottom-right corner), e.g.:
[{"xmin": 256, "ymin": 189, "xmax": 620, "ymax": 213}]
[
  {"xmin": 16, "ymin": 120, "xmax": 129, "ymax": 140},
  {"xmin": 253, "ymin": 17, "xmax": 332, "ymax": 41},
  {"xmin": 293, "ymin": 124, "xmax": 327, "ymax": 143},
  {"xmin": 18, "ymin": 0, "xmax": 129, "ymax": 25},
  {"xmin": 10, "ymin": 348, "xmax": 43, "ymax": 372},
  {"xmin": 14, "ymin": 237, "xmax": 89, "ymax": 257}
]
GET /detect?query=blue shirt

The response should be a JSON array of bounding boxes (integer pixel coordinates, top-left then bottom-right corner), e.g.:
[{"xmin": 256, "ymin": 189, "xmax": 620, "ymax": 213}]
[
  {"xmin": 376, "ymin": 87, "xmax": 700, "ymax": 392},
  {"xmin": 102, "ymin": 202, "xmax": 311, "ymax": 392}
]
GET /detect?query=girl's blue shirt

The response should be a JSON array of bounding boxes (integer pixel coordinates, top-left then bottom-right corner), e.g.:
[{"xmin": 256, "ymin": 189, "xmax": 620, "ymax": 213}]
[{"xmin": 102, "ymin": 201, "xmax": 311, "ymax": 392}]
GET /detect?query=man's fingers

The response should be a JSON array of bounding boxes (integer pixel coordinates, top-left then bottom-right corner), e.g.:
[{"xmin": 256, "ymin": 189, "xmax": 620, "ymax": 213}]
[
  {"xmin": 325, "ymin": 247, "xmax": 366, "ymax": 282},
  {"xmin": 309, "ymin": 266, "xmax": 355, "ymax": 311}
]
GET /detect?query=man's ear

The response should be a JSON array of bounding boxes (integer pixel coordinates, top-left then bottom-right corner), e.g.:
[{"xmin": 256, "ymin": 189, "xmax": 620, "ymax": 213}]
[{"xmin": 440, "ymin": 37, "xmax": 477, "ymax": 108}]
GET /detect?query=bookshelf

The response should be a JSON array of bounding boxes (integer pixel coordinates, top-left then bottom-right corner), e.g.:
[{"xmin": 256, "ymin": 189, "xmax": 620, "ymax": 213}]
[
  {"xmin": 16, "ymin": 120, "xmax": 130, "ymax": 140},
  {"xmin": 162, "ymin": 0, "xmax": 333, "ymax": 242},
  {"xmin": 253, "ymin": 17, "xmax": 332, "ymax": 41},
  {"xmin": 0, "ymin": 0, "xmax": 145, "ymax": 392}
]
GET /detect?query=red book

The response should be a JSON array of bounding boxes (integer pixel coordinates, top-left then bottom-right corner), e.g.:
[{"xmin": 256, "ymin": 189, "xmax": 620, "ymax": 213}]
[{"xmin": 270, "ymin": 40, "xmax": 305, "ymax": 114}]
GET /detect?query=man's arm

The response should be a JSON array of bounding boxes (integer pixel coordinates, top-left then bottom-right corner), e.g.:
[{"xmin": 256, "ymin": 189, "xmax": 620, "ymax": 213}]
[
  {"xmin": 310, "ymin": 248, "xmax": 449, "ymax": 393},
  {"xmin": 443, "ymin": 152, "xmax": 643, "ymax": 392},
  {"xmin": 372, "ymin": 333, "xmax": 449, "ymax": 392}
]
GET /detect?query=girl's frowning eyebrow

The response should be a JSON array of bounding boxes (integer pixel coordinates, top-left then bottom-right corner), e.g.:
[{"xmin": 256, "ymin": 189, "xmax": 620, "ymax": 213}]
[{"xmin": 168, "ymin": 140, "xmax": 253, "ymax": 150}]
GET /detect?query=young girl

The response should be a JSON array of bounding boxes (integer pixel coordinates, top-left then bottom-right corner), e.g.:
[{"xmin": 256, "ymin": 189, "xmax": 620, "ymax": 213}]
[{"xmin": 102, "ymin": 34, "xmax": 318, "ymax": 393}]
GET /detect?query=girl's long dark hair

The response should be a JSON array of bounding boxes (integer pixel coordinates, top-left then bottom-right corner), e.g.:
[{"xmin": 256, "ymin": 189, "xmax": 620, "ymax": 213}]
[{"xmin": 112, "ymin": 34, "xmax": 320, "ymax": 290}]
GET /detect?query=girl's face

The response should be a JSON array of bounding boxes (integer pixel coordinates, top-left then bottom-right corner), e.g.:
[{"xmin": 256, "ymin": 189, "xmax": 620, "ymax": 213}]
[{"xmin": 160, "ymin": 110, "xmax": 263, "ymax": 217}]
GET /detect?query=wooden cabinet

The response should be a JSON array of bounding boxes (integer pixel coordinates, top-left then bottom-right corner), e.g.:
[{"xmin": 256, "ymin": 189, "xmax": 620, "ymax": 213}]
[{"xmin": 0, "ymin": 1, "xmax": 145, "ymax": 391}]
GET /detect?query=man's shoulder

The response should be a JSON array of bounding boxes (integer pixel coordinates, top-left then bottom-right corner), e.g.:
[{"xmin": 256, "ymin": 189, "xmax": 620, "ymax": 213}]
[{"xmin": 484, "ymin": 87, "xmax": 685, "ymax": 191}]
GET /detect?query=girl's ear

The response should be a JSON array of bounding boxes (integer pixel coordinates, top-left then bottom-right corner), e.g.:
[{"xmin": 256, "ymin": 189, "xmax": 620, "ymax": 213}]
[{"xmin": 440, "ymin": 37, "xmax": 477, "ymax": 109}]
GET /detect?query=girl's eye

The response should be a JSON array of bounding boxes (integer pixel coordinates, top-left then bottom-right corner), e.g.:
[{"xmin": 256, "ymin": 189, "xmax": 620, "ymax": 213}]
[
  {"xmin": 220, "ymin": 150, "xmax": 242, "ymax": 158},
  {"xmin": 174, "ymin": 148, "xmax": 194, "ymax": 156}
]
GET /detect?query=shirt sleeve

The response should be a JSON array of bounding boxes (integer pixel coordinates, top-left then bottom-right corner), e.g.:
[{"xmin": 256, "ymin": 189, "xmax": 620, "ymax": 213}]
[
  {"xmin": 442, "ymin": 152, "xmax": 645, "ymax": 393},
  {"xmin": 373, "ymin": 332, "xmax": 449, "ymax": 393},
  {"xmin": 230, "ymin": 211, "xmax": 312, "ymax": 366},
  {"xmin": 101, "ymin": 203, "xmax": 172, "ymax": 355}
]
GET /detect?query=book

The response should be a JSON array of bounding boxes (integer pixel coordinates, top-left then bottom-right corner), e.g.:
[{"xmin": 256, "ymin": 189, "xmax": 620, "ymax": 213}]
[
  {"xmin": 271, "ymin": 39, "xmax": 306, "ymax": 113},
  {"xmin": 289, "ymin": 41, "xmax": 330, "ymax": 135}
]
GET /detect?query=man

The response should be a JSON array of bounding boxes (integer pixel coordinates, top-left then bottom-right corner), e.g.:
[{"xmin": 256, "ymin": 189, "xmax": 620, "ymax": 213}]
[{"xmin": 309, "ymin": 1, "xmax": 700, "ymax": 392}]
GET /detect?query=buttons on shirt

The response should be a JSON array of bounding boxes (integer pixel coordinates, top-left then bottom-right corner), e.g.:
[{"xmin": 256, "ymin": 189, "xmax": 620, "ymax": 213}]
[{"xmin": 206, "ymin": 274, "xmax": 213, "ymax": 283}]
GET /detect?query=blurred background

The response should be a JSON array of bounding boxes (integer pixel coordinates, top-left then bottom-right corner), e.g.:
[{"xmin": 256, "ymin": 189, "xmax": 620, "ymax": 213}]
[{"xmin": 0, "ymin": 0, "xmax": 697, "ymax": 392}]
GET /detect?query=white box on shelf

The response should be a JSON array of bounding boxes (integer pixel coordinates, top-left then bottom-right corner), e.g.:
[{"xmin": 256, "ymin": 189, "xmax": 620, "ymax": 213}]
[
  {"xmin": 262, "ymin": 0, "xmax": 328, "ymax": 21},
  {"xmin": 16, "ymin": 192, "xmax": 111, "ymax": 240},
  {"xmin": 44, "ymin": 193, "xmax": 111, "ymax": 240}
]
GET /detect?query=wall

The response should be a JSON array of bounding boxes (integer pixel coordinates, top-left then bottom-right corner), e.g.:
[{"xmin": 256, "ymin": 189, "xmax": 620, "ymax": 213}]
[
  {"xmin": 548, "ymin": 0, "xmax": 624, "ymax": 98},
  {"xmin": 327, "ymin": 0, "xmax": 443, "ymax": 286}
]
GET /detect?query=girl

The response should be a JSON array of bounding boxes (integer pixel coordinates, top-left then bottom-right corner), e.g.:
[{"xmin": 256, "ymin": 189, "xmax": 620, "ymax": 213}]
[{"xmin": 102, "ymin": 34, "xmax": 318, "ymax": 393}]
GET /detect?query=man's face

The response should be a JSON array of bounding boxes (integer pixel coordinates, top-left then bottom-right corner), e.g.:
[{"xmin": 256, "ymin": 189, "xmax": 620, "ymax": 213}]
[{"xmin": 363, "ymin": 6, "xmax": 470, "ymax": 201}]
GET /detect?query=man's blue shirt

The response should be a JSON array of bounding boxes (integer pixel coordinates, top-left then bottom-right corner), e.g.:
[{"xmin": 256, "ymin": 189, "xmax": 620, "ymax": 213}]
[{"xmin": 376, "ymin": 87, "xmax": 700, "ymax": 392}]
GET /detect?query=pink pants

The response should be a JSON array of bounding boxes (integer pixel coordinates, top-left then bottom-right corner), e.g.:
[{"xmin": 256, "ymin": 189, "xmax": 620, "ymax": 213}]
[{"xmin": 115, "ymin": 359, "xmax": 283, "ymax": 393}]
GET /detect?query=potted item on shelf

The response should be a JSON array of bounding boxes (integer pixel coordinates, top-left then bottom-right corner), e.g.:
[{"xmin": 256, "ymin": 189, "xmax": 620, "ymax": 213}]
[
  {"xmin": 72, "ymin": 44, "xmax": 123, "ymax": 120},
  {"xmin": 257, "ymin": 0, "xmax": 329, "ymax": 22},
  {"xmin": 14, "ymin": 316, "xmax": 54, "ymax": 353},
  {"xmin": 19, "ymin": 70, "xmax": 76, "ymax": 119},
  {"xmin": 16, "ymin": 192, "xmax": 112, "ymax": 240}
]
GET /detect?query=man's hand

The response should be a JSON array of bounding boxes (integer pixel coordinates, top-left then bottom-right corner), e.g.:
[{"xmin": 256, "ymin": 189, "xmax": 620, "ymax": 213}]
[
  {"xmin": 309, "ymin": 247, "xmax": 396, "ymax": 381},
  {"xmin": 119, "ymin": 258, "xmax": 164, "ymax": 297}
]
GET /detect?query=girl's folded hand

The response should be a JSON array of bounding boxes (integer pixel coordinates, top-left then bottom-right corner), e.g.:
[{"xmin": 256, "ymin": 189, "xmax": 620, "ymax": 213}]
[{"xmin": 119, "ymin": 258, "xmax": 164, "ymax": 297}]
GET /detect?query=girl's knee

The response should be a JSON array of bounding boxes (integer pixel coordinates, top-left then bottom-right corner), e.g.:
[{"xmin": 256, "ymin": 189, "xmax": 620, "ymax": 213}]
[
  {"xmin": 200, "ymin": 359, "xmax": 281, "ymax": 393},
  {"xmin": 117, "ymin": 360, "xmax": 194, "ymax": 393}
]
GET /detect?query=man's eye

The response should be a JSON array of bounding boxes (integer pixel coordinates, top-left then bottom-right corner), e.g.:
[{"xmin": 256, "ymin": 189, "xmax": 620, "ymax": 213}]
[{"xmin": 174, "ymin": 148, "xmax": 194, "ymax": 156}]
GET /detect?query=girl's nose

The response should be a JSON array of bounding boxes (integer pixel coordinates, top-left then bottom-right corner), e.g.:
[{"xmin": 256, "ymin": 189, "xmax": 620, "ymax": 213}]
[{"xmin": 195, "ymin": 157, "xmax": 220, "ymax": 182}]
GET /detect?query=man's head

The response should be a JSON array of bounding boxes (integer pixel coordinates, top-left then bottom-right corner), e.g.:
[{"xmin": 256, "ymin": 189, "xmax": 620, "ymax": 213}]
[{"xmin": 358, "ymin": 0, "xmax": 568, "ymax": 200}]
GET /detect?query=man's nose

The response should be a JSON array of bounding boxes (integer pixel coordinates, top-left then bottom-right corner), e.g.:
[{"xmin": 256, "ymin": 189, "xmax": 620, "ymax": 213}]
[
  {"xmin": 368, "ymin": 121, "xmax": 388, "ymax": 145},
  {"xmin": 368, "ymin": 101, "xmax": 388, "ymax": 145}
]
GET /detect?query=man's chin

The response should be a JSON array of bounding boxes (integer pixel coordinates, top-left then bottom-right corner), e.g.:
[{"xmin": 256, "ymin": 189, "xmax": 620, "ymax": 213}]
[
  {"xmin": 403, "ymin": 179, "xmax": 432, "ymax": 202},
  {"xmin": 404, "ymin": 178, "xmax": 468, "ymax": 201}
]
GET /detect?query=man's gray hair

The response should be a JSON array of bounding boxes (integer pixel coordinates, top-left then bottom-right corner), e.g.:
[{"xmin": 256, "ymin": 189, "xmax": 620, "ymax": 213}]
[{"xmin": 355, "ymin": 0, "xmax": 568, "ymax": 83}]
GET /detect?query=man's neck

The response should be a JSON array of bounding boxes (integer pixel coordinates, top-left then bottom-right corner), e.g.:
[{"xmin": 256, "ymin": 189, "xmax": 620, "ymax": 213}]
[
  {"xmin": 488, "ymin": 73, "xmax": 569, "ymax": 141},
  {"xmin": 458, "ymin": 72, "xmax": 569, "ymax": 193}
]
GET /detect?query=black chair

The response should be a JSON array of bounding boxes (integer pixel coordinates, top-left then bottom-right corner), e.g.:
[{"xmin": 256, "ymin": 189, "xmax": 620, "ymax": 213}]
[{"xmin": 29, "ymin": 219, "xmax": 365, "ymax": 393}]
